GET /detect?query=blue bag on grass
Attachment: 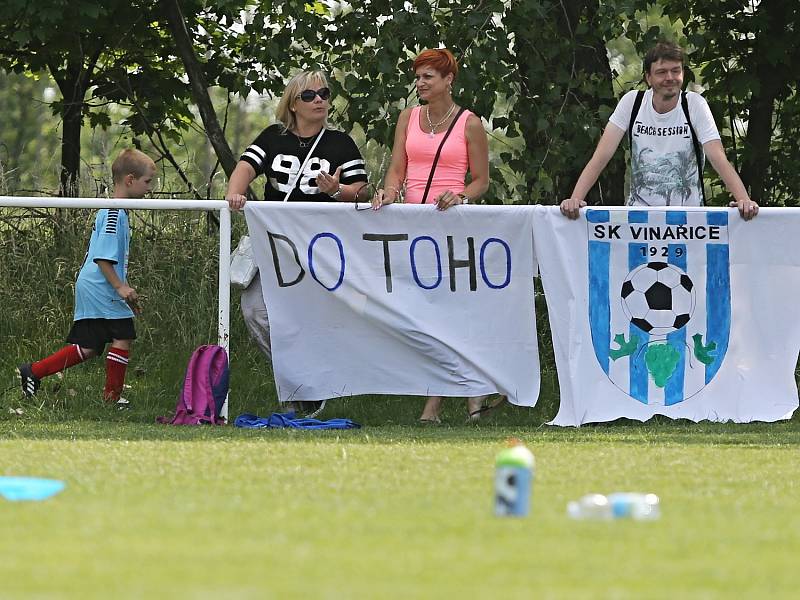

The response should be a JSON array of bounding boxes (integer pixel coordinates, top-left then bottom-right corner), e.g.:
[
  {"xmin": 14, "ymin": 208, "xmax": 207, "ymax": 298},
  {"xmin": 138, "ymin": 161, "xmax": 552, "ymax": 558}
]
[{"xmin": 234, "ymin": 412, "xmax": 360, "ymax": 430}]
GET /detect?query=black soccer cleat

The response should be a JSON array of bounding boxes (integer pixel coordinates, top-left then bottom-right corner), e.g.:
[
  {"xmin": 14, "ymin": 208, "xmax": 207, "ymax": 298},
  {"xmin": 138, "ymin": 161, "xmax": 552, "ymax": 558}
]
[{"xmin": 18, "ymin": 363, "xmax": 41, "ymax": 397}]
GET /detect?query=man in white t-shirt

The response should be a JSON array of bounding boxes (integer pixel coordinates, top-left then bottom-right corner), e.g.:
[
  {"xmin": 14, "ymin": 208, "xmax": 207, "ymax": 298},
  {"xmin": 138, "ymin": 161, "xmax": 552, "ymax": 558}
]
[{"xmin": 560, "ymin": 41, "xmax": 758, "ymax": 220}]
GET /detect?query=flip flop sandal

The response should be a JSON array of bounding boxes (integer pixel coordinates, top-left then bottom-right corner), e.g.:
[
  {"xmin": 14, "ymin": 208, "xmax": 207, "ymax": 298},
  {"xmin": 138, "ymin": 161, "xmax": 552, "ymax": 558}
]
[
  {"xmin": 467, "ymin": 395, "xmax": 508, "ymax": 422},
  {"xmin": 418, "ymin": 416, "xmax": 442, "ymax": 425}
]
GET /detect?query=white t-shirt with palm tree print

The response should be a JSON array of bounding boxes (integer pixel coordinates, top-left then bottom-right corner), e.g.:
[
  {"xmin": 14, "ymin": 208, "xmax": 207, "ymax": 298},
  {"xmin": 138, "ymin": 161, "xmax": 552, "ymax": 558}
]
[{"xmin": 609, "ymin": 89, "xmax": 721, "ymax": 207}]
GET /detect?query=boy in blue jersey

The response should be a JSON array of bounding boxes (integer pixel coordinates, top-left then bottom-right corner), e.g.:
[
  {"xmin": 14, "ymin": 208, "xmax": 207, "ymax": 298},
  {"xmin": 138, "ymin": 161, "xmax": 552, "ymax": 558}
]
[{"xmin": 18, "ymin": 149, "xmax": 156, "ymax": 402}]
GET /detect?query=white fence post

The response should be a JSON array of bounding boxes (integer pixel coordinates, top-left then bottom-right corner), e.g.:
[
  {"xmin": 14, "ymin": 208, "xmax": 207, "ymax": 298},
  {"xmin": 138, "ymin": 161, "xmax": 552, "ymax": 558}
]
[{"xmin": 218, "ymin": 205, "xmax": 231, "ymax": 420}]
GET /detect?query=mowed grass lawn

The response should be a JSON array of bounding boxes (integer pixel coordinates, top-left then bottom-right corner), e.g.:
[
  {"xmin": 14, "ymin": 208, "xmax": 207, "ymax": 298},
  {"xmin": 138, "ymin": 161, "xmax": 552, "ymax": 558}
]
[{"xmin": 1, "ymin": 419, "xmax": 799, "ymax": 599}]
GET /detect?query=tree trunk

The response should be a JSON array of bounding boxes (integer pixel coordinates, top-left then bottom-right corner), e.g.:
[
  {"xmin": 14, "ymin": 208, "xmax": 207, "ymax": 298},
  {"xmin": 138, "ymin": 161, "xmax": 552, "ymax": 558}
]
[
  {"xmin": 740, "ymin": 3, "xmax": 792, "ymax": 204},
  {"xmin": 50, "ymin": 48, "xmax": 101, "ymax": 198},
  {"xmin": 161, "ymin": 0, "xmax": 237, "ymax": 178},
  {"xmin": 511, "ymin": 0, "xmax": 624, "ymax": 204},
  {"xmin": 53, "ymin": 61, "xmax": 86, "ymax": 198},
  {"xmin": 741, "ymin": 66, "xmax": 779, "ymax": 203},
  {"xmin": 561, "ymin": 0, "xmax": 624, "ymax": 206},
  {"xmin": 59, "ymin": 83, "xmax": 83, "ymax": 197}
]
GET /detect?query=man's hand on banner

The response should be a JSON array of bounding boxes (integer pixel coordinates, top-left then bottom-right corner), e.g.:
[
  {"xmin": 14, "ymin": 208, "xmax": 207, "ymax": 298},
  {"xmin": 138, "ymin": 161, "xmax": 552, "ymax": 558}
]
[
  {"xmin": 560, "ymin": 197, "xmax": 586, "ymax": 219},
  {"xmin": 730, "ymin": 198, "xmax": 759, "ymax": 221}
]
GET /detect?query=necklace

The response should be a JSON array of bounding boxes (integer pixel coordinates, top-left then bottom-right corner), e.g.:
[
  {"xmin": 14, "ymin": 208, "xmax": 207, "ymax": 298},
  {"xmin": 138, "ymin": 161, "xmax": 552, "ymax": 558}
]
[
  {"xmin": 292, "ymin": 131, "xmax": 317, "ymax": 148},
  {"xmin": 426, "ymin": 103, "xmax": 457, "ymax": 138}
]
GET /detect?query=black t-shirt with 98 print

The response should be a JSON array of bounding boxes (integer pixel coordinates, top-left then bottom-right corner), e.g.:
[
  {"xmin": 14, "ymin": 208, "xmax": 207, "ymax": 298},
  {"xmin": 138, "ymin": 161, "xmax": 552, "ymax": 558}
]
[{"xmin": 239, "ymin": 125, "xmax": 368, "ymax": 201}]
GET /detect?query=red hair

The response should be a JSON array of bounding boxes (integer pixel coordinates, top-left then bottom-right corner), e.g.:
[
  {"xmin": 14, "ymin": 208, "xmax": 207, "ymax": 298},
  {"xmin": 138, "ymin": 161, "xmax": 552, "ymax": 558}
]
[{"xmin": 413, "ymin": 48, "xmax": 458, "ymax": 79}]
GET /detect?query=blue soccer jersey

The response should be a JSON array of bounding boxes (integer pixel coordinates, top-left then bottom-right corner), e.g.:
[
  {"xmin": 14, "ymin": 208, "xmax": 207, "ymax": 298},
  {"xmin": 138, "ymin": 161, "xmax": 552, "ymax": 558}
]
[{"xmin": 74, "ymin": 209, "xmax": 134, "ymax": 320}]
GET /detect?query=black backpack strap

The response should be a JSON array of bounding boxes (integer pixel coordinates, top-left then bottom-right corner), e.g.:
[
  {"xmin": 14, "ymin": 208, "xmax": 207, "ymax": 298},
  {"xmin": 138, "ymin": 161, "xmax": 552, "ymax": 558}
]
[
  {"xmin": 628, "ymin": 90, "xmax": 645, "ymax": 148},
  {"xmin": 681, "ymin": 91, "xmax": 706, "ymax": 205},
  {"xmin": 421, "ymin": 107, "xmax": 467, "ymax": 204}
]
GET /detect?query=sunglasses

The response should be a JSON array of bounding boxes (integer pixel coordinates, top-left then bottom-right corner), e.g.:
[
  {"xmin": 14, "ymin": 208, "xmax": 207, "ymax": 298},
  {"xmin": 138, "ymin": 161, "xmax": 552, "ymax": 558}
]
[
  {"xmin": 354, "ymin": 183, "xmax": 377, "ymax": 210},
  {"xmin": 297, "ymin": 87, "xmax": 331, "ymax": 102}
]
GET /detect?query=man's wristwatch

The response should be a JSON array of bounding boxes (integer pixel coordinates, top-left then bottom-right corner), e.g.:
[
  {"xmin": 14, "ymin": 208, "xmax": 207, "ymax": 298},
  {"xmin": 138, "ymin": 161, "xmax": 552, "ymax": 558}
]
[
  {"xmin": 331, "ymin": 184, "xmax": 343, "ymax": 200},
  {"xmin": 458, "ymin": 193, "xmax": 469, "ymax": 204}
]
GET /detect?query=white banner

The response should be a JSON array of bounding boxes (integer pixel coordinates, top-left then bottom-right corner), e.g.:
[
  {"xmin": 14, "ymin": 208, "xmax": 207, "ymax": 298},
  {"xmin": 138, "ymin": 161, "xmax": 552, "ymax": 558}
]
[
  {"xmin": 245, "ymin": 202, "xmax": 540, "ymax": 406},
  {"xmin": 533, "ymin": 206, "xmax": 800, "ymax": 426}
]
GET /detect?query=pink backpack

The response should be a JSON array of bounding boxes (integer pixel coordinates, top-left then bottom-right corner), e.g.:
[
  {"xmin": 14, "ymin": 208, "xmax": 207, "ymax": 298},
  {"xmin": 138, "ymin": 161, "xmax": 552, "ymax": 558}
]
[{"xmin": 158, "ymin": 345, "xmax": 229, "ymax": 425}]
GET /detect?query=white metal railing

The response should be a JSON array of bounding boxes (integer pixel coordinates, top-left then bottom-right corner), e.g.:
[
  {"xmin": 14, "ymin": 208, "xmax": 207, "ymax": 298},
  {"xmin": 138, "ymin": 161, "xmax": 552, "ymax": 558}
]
[{"xmin": 0, "ymin": 197, "xmax": 232, "ymax": 419}]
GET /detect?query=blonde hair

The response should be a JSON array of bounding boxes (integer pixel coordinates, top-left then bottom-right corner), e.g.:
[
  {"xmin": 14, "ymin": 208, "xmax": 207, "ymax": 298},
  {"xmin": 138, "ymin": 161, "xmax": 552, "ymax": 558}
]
[
  {"xmin": 275, "ymin": 71, "xmax": 329, "ymax": 132},
  {"xmin": 112, "ymin": 149, "xmax": 155, "ymax": 184}
]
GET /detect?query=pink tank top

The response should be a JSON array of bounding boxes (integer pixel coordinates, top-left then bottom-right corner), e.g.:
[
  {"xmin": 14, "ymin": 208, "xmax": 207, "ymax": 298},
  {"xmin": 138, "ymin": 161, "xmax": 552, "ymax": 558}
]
[{"xmin": 404, "ymin": 105, "xmax": 471, "ymax": 203}]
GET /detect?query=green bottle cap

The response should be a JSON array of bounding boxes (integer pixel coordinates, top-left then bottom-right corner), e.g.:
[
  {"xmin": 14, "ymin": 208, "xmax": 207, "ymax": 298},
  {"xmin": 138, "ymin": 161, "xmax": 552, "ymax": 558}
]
[{"xmin": 495, "ymin": 443, "xmax": 534, "ymax": 469}]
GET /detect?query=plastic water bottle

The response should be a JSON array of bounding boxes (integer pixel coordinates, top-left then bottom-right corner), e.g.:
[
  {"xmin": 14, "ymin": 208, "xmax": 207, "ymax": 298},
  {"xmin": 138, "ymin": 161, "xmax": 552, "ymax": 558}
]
[
  {"xmin": 567, "ymin": 493, "xmax": 660, "ymax": 520},
  {"xmin": 494, "ymin": 440, "xmax": 535, "ymax": 517},
  {"xmin": 566, "ymin": 493, "xmax": 613, "ymax": 520}
]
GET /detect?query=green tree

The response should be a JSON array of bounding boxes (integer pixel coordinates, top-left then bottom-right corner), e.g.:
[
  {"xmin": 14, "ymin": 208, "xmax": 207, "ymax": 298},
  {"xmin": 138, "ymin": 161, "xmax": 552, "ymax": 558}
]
[
  {"xmin": 4, "ymin": 0, "xmax": 795, "ymax": 208},
  {"xmin": 160, "ymin": 0, "xmax": 246, "ymax": 179},
  {"xmin": 508, "ymin": 0, "xmax": 628, "ymax": 204},
  {"xmin": 0, "ymin": 72, "xmax": 60, "ymax": 193},
  {"xmin": 1, "ymin": 1, "xmax": 146, "ymax": 195},
  {"xmin": 0, "ymin": 0, "xmax": 246, "ymax": 197}
]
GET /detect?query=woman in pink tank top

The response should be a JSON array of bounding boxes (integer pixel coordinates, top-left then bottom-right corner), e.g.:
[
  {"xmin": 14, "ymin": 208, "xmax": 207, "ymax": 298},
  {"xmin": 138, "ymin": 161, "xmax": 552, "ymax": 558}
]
[
  {"xmin": 372, "ymin": 49, "xmax": 496, "ymax": 423},
  {"xmin": 372, "ymin": 48, "xmax": 488, "ymax": 209}
]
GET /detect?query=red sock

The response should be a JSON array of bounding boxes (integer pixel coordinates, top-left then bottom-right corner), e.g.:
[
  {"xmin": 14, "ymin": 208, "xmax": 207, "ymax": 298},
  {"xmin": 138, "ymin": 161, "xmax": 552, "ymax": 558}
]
[
  {"xmin": 103, "ymin": 348, "xmax": 130, "ymax": 402},
  {"xmin": 31, "ymin": 345, "xmax": 88, "ymax": 379}
]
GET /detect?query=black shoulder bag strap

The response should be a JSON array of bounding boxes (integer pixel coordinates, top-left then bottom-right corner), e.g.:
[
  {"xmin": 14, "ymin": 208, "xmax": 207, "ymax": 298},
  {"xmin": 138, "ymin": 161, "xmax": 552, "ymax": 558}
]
[
  {"xmin": 681, "ymin": 91, "xmax": 707, "ymax": 205},
  {"xmin": 421, "ymin": 106, "xmax": 467, "ymax": 204},
  {"xmin": 627, "ymin": 90, "xmax": 645, "ymax": 149}
]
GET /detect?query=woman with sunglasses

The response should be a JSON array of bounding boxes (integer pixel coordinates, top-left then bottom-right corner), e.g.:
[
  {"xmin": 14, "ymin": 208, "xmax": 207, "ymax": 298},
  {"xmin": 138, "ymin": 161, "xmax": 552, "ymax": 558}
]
[
  {"xmin": 227, "ymin": 71, "xmax": 369, "ymax": 208},
  {"xmin": 371, "ymin": 49, "xmax": 494, "ymax": 423},
  {"xmin": 226, "ymin": 71, "xmax": 369, "ymax": 414}
]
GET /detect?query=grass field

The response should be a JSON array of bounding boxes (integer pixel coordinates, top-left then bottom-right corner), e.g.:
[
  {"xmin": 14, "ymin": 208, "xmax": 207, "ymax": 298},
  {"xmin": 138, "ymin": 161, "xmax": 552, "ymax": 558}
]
[
  {"xmin": 2, "ymin": 417, "xmax": 799, "ymax": 599},
  {"xmin": 2, "ymin": 215, "xmax": 798, "ymax": 598}
]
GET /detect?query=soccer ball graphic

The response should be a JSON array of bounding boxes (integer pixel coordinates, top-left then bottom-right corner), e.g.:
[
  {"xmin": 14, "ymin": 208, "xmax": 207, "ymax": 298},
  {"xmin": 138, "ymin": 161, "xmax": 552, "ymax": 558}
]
[{"xmin": 620, "ymin": 262, "xmax": 695, "ymax": 336}]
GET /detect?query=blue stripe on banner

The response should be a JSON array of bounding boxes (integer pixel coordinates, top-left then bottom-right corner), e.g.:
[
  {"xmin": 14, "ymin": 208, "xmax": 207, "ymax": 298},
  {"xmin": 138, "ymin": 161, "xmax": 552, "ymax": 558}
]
[
  {"xmin": 628, "ymin": 242, "xmax": 648, "ymax": 403},
  {"xmin": 706, "ymin": 211, "xmax": 730, "ymax": 383},
  {"xmin": 589, "ymin": 241, "xmax": 611, "ymax": 374},
  {"xmin": 586, "ymin": 210, "xmax": 610, "ymax": 223},
  {"xmin": 666, "ymin": 211, "xmax": 688, "ymax": 225},
  {"xmin": 628, "ymin": 211, "xmax": 648, "ymax": 223},
  {"xmin": 666, "ymin": 241, "xmax": 687, "ymax": 405},
  {"xmin": 707, "ymin": 211, "xmax": 728, "ymax": 226},
  {"xmin": 706, "ymin": 243, "xmax": 730, "ymax": 384}
]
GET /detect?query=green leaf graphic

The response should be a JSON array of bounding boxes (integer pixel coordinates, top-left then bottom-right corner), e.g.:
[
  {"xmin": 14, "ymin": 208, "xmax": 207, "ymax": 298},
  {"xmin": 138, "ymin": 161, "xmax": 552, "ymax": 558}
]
[
  {"xmin": 610, "ymin": 333, "xmax": 640, "ymax": 361},
  {"xmin": 645, "ymin": 344, "xmax": 680, "ymax": 388},
  {"xmin": 692, "ymin": 334, "xmax": 717, "ymax": 366}
]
